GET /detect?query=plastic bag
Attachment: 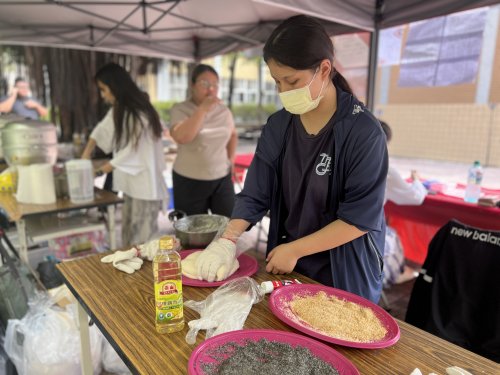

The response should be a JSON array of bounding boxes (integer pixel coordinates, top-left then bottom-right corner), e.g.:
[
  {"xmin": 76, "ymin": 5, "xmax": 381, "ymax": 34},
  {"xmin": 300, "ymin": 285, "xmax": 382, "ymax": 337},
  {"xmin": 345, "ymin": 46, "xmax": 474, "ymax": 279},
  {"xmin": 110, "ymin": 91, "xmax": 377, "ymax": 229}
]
[
  {"xmin": 184, "ymin": 277, "xmax": 264, "ymax": 345},
  {"xmin": 4, "ymin": 292, "xmax": 102, "ymax": 375},
  {"xmin": 101, "ymin": 338, "xmax": 131, "ymax": 375}
]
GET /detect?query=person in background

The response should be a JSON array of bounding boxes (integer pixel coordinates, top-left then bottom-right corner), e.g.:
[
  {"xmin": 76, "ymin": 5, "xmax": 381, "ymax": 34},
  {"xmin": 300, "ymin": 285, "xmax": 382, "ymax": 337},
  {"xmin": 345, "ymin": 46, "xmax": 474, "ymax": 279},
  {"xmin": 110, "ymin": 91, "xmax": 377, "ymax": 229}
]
[
  {"xmin": 380, "ymin": 120, "xmax": 427, "ymax": 285},
  {"xmin": 0, "ymin": 77, "xmax": 48, "ymax": 119},
  {"xmin": 194, "ymin": 15, "xmax": 388, "ymax": 303},
  {"xmin": 169, "ymin": 64, "xmax": 237, "ymax": 217},
  {"xmin": 81, "ymin": 62, "xmax": 168, "ymax": 247}
]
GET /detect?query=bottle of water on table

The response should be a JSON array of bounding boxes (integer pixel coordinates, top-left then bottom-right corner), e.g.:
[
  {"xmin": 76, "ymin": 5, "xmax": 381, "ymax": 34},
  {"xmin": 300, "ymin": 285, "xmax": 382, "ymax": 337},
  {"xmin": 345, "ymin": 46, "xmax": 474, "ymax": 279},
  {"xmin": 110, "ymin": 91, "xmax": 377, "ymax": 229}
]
[{"xmin": 464, "ymin": 160, "xmax": 483, "ymax": 203}]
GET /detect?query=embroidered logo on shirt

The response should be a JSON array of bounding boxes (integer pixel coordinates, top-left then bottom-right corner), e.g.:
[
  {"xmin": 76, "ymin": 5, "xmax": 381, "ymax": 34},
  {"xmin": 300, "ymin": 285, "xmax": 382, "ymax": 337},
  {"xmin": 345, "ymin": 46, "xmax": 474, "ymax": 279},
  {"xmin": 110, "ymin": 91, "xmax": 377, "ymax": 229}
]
[
  {"xmin": 315, "ymin": 153, "xmax": 332, "ymax": 175},
  {"xmin": 352, "ymin": 104, "xmax": 364, "ymax": 115}
]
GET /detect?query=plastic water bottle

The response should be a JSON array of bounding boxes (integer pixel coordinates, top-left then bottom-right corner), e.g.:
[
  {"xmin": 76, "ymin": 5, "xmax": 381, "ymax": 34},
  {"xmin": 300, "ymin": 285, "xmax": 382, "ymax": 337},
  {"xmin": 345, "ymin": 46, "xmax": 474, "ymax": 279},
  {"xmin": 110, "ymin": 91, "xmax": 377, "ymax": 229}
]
[{"xmin": 464, "ymin": 160, "xmax": 483, "ymax": 203}]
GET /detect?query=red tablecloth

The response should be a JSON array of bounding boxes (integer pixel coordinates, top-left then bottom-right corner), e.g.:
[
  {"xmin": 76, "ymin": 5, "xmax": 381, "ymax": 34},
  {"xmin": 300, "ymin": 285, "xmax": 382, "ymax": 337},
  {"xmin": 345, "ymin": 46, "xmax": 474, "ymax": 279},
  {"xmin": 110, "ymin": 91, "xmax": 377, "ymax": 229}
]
[
  {"xmin": 234, "ymin": 156, "xmax": 500, "ymax": 265},
  {"xmin": 385, "ymin": 190, "xmax": 500, "ymax": 265}
]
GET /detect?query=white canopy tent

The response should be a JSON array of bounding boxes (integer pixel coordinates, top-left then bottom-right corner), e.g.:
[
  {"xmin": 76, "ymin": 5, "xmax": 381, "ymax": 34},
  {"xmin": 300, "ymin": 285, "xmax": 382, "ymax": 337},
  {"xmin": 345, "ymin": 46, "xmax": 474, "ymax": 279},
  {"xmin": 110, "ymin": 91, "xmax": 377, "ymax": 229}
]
[
  {"xmin": 0, "ymin": 0, "xmax": 498, "ymax": 60},
  {"xmin": 1, "ymin": 0, "xmax": 499, "ymax": 105}
]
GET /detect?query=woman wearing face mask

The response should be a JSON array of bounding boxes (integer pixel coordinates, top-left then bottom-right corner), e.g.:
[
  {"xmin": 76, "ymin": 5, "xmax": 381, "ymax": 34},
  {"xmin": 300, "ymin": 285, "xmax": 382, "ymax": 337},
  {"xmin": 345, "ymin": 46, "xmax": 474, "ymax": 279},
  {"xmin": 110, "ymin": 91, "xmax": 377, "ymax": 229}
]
[
  {"xmin": 195, "ymin": 15, "xmax": 388, "ymax": 303},
  {"xmin": 81, "ymin": 62, "xmax": 168, "ymax": 247},
  {"xmin": 169, "ymin": 64, "xmax": 238, "ymax": 217}
]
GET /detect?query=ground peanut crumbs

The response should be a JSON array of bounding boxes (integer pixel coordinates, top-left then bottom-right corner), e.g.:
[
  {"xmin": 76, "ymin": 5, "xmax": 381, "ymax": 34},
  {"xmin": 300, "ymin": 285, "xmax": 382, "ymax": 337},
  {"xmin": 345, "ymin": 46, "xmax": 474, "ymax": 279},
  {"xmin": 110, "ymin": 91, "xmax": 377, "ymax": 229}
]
[{"xmin": 289, "ymin": 291, "xmax": 387, "ymax": 343}]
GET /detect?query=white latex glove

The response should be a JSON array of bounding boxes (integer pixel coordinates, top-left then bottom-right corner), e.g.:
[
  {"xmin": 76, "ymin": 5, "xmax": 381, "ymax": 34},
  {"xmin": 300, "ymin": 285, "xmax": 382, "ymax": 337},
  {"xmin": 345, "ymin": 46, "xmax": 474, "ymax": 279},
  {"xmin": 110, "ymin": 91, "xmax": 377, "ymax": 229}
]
[
  {"xmin": 182, "ymin": 251, "xmax": 239, "ymax": 281},
  {"xmin": 135, "ymin": 239, "xmax": 160, "ymax": 261},
  {"xmin": 195, "ymin": 238, "xmax": 237, "ymax": 282},
  {"xmin": 135, "ymin": 238, "xmax": 180, "ymax": 260},
  {"xmin": 101, "ymin": 249, "xmax": 143, "ymax": 274}
]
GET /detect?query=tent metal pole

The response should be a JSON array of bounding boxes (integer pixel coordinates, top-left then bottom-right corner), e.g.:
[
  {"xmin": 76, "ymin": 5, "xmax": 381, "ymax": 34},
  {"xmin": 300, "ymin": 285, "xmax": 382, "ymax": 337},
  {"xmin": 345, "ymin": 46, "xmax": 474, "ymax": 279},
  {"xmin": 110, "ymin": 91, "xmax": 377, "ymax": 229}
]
[
  {"xmin": 366, "ymin": 28, "xmax": 379, "ymax": 111},
  {"xmin": 367, "ymin": 0, "xmax": 384, "ymax": 111}
]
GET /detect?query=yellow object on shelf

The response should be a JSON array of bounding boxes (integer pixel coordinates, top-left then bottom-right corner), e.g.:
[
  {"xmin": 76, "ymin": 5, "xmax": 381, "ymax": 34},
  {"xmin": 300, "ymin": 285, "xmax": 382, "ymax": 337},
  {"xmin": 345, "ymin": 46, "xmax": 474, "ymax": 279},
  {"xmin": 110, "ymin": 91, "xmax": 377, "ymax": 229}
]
[{"xmin": 0, "ymin": 169, "xmax": 17, "ymax": 193}]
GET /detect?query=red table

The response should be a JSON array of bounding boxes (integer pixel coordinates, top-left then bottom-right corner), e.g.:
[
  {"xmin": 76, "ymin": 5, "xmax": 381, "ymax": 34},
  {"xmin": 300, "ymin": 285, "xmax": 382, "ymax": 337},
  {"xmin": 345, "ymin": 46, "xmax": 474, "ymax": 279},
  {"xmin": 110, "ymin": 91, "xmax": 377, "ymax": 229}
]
[
  {"xmin": 385, "ymin": 187, "xmax": 500, "ymax": 264},
  {"xmin": 234, "ymin": 155, "xmax": 500, "ymax": 265},
  {"xmin": 233, "ymin": 152, "xmax": 254, "ymax": 185}
]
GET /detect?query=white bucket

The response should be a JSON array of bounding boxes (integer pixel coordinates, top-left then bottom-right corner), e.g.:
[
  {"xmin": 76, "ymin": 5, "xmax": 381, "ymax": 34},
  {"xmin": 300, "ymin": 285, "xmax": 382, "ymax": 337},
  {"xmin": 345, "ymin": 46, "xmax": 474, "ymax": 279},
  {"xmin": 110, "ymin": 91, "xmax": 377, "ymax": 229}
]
[
  {"xmin": 65, "ymin": 159, "xmax": 94, "ymax": 204},
  {"xmin": 16, "ymin": 163, "xmax": 56, "ymax": 204}
]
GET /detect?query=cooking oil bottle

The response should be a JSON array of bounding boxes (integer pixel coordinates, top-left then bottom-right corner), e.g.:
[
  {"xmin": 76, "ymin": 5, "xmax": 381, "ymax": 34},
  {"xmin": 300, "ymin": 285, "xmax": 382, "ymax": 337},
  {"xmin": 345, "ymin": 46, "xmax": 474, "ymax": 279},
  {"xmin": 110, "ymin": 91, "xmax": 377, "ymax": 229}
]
[{"xmin": 153, "ymin": 235, "xmax": 184, "ymax": 333}]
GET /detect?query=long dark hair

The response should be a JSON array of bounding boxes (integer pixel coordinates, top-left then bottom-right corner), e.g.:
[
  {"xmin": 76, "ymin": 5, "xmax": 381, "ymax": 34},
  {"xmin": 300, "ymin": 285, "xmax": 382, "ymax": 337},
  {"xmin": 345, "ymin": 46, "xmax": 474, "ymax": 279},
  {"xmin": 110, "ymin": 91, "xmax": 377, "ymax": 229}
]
[
  {"xmin": 379, "ymin": 120, "xmax": 392, "ymax": 142},
  {"xmin": 263, "ymin": 15, "xmax": 353, "ymax": 95},
  {"xmin": 95, "ymin": 62, "xmax": 162, "ymax": 149}
]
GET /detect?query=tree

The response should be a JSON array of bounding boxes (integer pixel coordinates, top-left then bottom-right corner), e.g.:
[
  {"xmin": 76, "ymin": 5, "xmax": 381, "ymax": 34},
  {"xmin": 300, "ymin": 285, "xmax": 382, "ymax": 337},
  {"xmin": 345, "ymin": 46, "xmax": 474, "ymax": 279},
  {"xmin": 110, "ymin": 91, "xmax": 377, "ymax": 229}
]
[{"xmin": 1, "ymin": 45, "xmax": 158, "ymax": 142}]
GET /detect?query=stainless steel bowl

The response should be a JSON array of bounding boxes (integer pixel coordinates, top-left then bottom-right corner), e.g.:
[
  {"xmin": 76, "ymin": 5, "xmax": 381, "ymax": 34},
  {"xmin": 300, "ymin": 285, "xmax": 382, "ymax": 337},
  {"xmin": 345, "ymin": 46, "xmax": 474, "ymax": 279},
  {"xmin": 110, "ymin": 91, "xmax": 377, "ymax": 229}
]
[{"xmin": 168, "ymin": 210, "xmax": 229, "ymax": 249}]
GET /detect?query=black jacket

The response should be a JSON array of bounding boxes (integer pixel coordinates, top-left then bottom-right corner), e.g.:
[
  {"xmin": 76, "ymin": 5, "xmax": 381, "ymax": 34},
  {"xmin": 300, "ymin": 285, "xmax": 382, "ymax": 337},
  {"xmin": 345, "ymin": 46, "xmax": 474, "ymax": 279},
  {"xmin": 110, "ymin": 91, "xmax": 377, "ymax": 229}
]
[
  {"xmin": 232, "ymin": 87, "xmax": 388, "ymax": 303},
  {"xmin": 406, "ymin": 220, "xmax": 500, "ymax": 362}
]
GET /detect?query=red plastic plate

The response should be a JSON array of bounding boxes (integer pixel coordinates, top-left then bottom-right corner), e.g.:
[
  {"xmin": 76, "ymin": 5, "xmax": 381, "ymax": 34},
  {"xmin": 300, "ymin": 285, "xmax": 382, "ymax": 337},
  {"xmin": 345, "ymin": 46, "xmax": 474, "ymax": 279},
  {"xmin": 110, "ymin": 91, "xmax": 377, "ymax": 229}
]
[
  {"xmin": 269, "ymin": 284, "xmax": 400, "ymax": 349},
  {"xmin": 188, "ymin": 329, "xmax": 359, "ymax": 375},
  {"xmin": 180, "ymin": 250, "xmax": 258, "ymax": 287}
]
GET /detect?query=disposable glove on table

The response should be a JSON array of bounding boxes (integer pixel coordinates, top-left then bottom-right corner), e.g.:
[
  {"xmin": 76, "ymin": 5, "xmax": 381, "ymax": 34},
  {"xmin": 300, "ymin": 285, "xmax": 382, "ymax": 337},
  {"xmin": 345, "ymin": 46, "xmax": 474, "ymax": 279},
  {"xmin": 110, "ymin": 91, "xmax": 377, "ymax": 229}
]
[
  {"xmin": 135, "ymin": 239, "xmax": 160, "ymax": 261},
  {"xmin": 101, "ymin": 249, "xmax": 143, "ymax": 274},
  {"xmin": 195, "ymin": 238, "xmax": 237, "ymax": 282},
  {"xmin": 184, "ymin": 277, "xmax": 264, "ymax": 345},
  {"xmin": 101, "ymin": 238, "xmax": 176, "ymax": 274}
]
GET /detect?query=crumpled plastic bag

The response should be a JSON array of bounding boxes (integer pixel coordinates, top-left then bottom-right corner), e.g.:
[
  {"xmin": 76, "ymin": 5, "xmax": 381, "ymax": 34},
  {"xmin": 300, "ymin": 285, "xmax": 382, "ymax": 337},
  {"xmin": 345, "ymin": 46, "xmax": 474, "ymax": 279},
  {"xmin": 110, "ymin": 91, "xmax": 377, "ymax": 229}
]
[
  {"xmin": 184, "ymin": 277, "xmax": 264, "ymax": 344},
  {"xmin": 101, "ymin": 337, "xmax": 131, "ymax": 375},
  {"xmin": 4, "ymin": 291, "xmax": 102, "ymax": 375}
]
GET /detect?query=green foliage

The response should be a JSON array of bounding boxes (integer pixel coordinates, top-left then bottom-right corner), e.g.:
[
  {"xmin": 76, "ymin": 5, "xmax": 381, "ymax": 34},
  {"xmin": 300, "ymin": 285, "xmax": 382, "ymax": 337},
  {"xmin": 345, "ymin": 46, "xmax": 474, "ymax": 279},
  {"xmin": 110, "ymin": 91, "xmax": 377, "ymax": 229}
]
[
  {"xmin": 231, "ymin": 103, "xmax": 277, "ymax": 124},
  {"xmin": 152, "ymin": 101, "xmax": 176, "ymax": 125},
  {"xmin": 152, "ymin": 101, "xmax": 277, "ymax": 126}
]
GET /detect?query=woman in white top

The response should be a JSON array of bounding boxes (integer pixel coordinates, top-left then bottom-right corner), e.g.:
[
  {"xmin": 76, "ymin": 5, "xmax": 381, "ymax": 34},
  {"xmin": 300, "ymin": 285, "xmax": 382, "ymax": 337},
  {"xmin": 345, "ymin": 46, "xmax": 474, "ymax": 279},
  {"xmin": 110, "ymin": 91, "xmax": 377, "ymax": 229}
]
[
  {"xmin": 381, "ymin": 120, "xmax": 427, "ymax": 285},
  {"xmin": 169, "ymin": 64, "xmax": 237, "ymax": 217},
  {"xmin": 82, "ymin": 63, "xmax": 168, "ymax": 247}
]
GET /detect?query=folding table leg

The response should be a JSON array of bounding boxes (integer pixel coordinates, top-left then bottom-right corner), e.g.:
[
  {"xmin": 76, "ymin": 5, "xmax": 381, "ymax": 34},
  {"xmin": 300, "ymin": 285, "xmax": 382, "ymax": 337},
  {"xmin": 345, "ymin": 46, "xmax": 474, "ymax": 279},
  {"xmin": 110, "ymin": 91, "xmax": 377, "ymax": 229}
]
[
  {"xmin": 15, "ymin": 219, "xmax": 28, "ymax": 264},
  {"xmin": 77, "ymin": 302, "xmax": 93, "ymax": 375},
  {"xmin": 107, "ymin": 205, "xmax": 116, "ymax": 250}
]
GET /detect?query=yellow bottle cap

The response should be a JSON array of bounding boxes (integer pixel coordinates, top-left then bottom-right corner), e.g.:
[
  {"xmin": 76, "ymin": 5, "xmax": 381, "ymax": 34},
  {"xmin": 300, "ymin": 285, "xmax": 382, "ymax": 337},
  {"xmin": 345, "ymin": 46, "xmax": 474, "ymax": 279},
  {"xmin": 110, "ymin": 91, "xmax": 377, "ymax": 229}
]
[{"xmin": 159, "ymin": 236, "xmax": 174, "ymax": 250}]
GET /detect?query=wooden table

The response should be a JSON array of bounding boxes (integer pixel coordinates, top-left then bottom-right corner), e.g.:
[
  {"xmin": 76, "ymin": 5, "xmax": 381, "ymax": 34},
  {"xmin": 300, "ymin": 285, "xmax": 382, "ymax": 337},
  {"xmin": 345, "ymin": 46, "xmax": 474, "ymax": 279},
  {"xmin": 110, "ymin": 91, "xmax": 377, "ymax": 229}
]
[
  {"xmin": 57, "ymin": 252, "xmax": 499, "ymax": 375},
  {"xmin": 0, "ymin": 188, "xmax": 123, "ymax": 263}
]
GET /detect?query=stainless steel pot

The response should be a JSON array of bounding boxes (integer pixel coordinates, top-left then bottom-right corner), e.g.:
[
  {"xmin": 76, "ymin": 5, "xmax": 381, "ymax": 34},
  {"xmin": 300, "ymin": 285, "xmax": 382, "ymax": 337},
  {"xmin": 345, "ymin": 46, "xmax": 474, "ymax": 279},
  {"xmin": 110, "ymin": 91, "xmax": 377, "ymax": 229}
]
[
  {"xmin": 168, "ymin": 210, "xmax": 229, "ymax": 249},
  {"xmin": 1, "ymin": 119, "xmax": 58, "ymax": 166},
  {"xmin": 0, "ymin": 114, "xmax": 24, "ymax": 159}
]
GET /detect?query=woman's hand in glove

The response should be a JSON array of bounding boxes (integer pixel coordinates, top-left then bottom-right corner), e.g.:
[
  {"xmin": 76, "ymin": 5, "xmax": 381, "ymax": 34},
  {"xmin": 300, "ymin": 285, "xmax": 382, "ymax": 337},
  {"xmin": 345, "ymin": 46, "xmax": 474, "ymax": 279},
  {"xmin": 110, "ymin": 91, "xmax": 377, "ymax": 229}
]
[
  {"xmin": 101, "ymin": 249, "xmax": 143, "ymax": 274},
  {"xmin": 195, "ymin": 238, "xmax": 236, "ymax": 282}
]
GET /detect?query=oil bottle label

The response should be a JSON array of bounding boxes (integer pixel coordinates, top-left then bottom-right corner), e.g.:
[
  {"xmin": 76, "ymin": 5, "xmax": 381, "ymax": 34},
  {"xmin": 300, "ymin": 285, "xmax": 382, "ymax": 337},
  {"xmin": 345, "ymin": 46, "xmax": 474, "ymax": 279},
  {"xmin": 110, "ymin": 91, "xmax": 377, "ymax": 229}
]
[{"xmin": 154, "ymin": 280, "xmax": 183, "ymax": 323}]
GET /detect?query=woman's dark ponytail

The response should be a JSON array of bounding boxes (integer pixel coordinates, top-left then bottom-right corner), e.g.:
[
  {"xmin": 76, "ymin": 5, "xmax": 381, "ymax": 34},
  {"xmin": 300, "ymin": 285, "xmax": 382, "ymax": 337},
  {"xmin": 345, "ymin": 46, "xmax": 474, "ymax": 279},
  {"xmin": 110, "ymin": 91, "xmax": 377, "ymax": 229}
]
[{"xmin": 332, "ymin": 71, "xmax": 353, "ymax": 96}]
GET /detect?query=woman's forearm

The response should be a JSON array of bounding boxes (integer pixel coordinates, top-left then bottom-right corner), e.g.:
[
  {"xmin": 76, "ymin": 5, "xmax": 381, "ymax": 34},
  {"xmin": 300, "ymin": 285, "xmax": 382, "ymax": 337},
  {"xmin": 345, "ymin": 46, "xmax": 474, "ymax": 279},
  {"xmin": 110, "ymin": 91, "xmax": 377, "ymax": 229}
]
[
  {"xmin": 289, "ymin": 219, "xmax": 366, "ymax": 258},
  {"xmin": 226, "ymin": 129, "xmax": 238, "ymax": 165},
  {"xmin": 221, "ymin": 219, "xmax": 250, "ymax": 241},
  {"xmin": 81, "ymin": 138, "xmax": 96, "ymax": 159},
  {"xmin": 170, "ymin": 107, "xmax": 207, "ymax": 144}
]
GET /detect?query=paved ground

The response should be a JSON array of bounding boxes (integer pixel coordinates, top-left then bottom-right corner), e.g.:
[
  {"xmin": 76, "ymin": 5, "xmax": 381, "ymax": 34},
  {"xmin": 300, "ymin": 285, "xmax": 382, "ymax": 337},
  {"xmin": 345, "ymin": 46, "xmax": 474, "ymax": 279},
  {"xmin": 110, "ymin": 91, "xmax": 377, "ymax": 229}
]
[
  {"xmin": 237, "ymin": 138, "xmax": 500, "ymax": 188},
  {"xmin": 391, "ymin": 157, "xmax": 500, "ymax": 189}
]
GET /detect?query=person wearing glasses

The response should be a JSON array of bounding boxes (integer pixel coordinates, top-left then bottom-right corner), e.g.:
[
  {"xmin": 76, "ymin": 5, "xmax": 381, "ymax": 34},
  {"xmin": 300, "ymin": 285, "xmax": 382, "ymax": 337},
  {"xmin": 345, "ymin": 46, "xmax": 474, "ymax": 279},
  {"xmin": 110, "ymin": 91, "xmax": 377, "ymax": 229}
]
[{"xmin": 169, "ymin": 64, "xmax": 238, "ymax": 217}]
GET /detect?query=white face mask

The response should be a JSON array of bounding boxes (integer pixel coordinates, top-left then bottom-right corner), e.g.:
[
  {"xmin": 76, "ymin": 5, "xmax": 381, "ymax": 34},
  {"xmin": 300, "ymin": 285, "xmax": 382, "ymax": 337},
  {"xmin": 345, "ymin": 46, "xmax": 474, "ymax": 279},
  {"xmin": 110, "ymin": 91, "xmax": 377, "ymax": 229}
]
[{"xmin": 278, "ymin": 69, "xmax": 325, "ymax": 115}]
